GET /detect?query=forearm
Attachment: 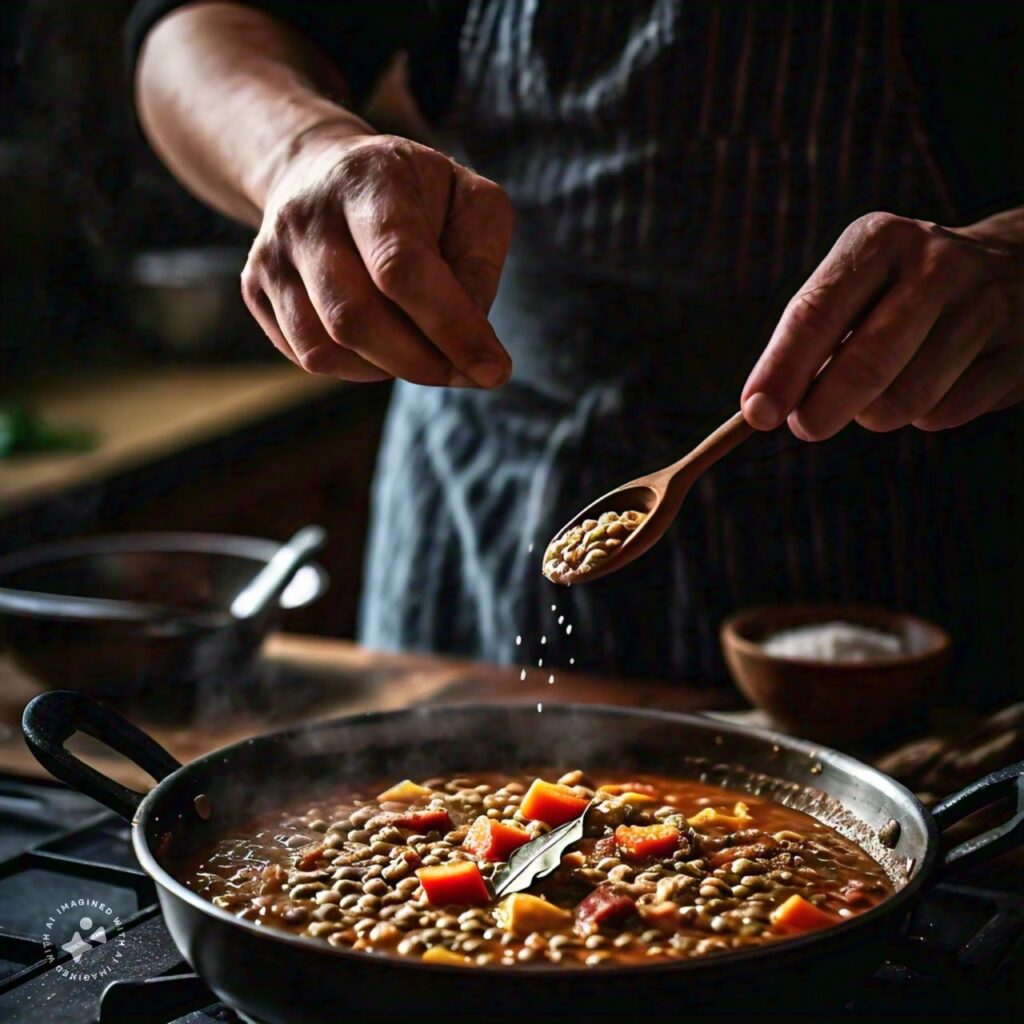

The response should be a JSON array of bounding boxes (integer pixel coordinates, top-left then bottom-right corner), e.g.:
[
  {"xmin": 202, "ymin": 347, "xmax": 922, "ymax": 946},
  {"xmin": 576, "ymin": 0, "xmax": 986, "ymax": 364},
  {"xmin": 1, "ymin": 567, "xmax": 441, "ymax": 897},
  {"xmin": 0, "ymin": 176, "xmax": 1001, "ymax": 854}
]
[{"xmin": 135, "ymin": 1, "xmax": 374, "ymax": 226}]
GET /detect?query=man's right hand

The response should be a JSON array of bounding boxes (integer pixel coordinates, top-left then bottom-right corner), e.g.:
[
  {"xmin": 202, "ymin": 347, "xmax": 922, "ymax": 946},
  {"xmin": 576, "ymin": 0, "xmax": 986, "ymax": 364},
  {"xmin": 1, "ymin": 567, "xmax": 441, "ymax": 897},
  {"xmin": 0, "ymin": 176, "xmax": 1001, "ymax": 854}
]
[{"xmin": 242, "ymin": 128, "xmax": 514, "ymax": 387}]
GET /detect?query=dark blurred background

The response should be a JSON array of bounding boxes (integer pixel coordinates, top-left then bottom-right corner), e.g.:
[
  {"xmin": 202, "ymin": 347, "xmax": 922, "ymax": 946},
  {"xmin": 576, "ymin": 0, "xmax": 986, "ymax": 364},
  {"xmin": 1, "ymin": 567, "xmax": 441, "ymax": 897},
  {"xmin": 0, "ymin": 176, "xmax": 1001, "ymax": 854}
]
[{"xmin": 0, "ymin": 1, "xmax": 390, "ymax": 641}]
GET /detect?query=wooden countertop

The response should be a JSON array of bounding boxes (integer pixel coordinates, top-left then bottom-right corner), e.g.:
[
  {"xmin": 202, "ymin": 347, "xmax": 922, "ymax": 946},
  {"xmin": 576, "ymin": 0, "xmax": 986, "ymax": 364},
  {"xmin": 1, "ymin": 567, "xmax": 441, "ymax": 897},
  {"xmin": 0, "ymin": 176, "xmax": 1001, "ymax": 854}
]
[
  {"xmin": 0, "ymin": 365, "xmax": 341, "ymax": 515},
  {"xmin": 0, "ymin": 633, "xmax": 731, "ymax": 790}
]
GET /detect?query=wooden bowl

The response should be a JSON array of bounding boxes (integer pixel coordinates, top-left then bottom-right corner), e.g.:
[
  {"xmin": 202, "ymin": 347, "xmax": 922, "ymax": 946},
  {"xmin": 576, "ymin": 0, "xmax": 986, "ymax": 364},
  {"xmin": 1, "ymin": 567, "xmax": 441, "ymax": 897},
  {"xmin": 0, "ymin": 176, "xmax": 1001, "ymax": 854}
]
[{"xmin": 720, "ymin": 605, "xmax": 951, "ymax": 747}]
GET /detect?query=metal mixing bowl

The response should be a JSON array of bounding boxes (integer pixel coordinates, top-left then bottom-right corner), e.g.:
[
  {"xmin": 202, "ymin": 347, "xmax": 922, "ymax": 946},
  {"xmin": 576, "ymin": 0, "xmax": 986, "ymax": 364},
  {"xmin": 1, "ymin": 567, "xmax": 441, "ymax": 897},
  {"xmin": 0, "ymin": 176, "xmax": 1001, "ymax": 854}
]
[{"xmin": 0, "ymin": 533, "xmax": 328, "ymax": 714}]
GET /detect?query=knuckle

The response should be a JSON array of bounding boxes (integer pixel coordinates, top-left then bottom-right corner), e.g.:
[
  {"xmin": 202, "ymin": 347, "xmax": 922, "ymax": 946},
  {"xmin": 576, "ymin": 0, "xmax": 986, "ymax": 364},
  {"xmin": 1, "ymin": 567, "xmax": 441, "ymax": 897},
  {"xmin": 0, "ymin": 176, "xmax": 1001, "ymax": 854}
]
[
  {"xmin": 297, "ymin": 345, "xmax": 339, "ymax": 376},
  {"xmin": 319, "ymin": 299, "xmax": 362, "ymax": 347},
  {"xmin": 855, "ymin": 210, "xmax": 902, "ymax": 238},
  {"xmin": 368, "ymin": 240, "xmax": 420, "ymax": 297},
  {"xmin": 786, "ymin": 288, "xmax": 840, "ymax": 336},
  {"xmin": 835, "ymin": 340, "xmax": 896, "ymax": 393}
]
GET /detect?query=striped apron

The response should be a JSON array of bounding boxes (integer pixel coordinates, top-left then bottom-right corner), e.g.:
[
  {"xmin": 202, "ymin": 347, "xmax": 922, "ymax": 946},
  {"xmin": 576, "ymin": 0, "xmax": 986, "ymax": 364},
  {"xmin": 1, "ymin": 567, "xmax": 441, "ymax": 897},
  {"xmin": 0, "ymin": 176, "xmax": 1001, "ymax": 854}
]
[{"xmin": 359, "ymin": 0, "xmax": 1022, "ymax": 707}]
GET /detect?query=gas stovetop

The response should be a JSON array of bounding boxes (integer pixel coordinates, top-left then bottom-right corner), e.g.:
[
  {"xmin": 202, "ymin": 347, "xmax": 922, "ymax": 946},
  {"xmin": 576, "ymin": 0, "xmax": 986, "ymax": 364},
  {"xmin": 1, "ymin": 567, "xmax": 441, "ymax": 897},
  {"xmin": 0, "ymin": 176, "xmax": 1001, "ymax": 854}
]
[{"xmin": 0, "ymin": 776, "xmax": 1022, "ymax": 1024}]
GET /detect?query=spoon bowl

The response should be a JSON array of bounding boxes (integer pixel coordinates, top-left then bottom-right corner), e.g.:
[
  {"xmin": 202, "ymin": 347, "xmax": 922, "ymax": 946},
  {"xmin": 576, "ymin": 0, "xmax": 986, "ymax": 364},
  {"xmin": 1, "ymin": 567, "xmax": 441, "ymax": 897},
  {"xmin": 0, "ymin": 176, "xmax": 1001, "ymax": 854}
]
[{"xmin": 543, "ymin": 411, "xmax": 755, "ymax": 585}]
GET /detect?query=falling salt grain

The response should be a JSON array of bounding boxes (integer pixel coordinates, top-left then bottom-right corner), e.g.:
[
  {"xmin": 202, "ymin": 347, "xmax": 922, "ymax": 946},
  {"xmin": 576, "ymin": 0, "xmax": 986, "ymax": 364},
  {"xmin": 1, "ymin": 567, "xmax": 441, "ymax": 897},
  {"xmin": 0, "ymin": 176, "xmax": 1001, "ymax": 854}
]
[
  {"xmin": 558, "ymin": 615, "xmax": 564, "ymax": 625},
  {"xmin": 569, "ymin": 657, "xmax": 575, "ymax": 665},
  {"xmin": 551, "ymin": 604, "xmax": 557, "ymax": 612},
  {"xmin": 548, "ymin": 675, "xmax": 554, "ymax": 685},
  {"xmin": 537, "ymin": 702, "xmax": 543, "ymax": 713},
  {"xmin": 566, "ymin": 624, "xmax": 573, "ymax": 635},
  {"xmin": 538, "ymin": 658, "xmax": 544, "ymax": 667},
  {"xmin": 528, "ymin": 543, "xmax": 534, "ymax": 553},
  {"xmin": 520, "ymin": 669, "xmax": 527, "ymax": 681},
  {"xmin": 515, "ymin": 635, "xmax": 522, "ymax": 646},
  {"xmin": 541, "ymin": 635, "xmax": 547, "ymax": 645}
]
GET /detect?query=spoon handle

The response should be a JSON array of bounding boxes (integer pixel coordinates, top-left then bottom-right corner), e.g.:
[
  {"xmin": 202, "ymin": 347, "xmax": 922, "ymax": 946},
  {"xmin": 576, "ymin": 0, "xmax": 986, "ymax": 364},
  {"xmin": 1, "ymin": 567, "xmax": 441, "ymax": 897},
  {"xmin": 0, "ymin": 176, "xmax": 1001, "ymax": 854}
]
[
  {"xmin": 230, "ymin": 525, "xmax": 327, "ymax": 621},
  {"xmin": 670, "ymin": 411, "xmax": 755, "ymax": 480}
]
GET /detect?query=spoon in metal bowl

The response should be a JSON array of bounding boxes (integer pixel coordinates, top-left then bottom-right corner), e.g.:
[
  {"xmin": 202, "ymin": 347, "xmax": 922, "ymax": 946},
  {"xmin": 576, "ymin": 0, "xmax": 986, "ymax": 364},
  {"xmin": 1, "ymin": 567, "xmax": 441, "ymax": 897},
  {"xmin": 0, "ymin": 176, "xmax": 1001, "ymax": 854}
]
[
  {"xmin": 230, "ymin": 525, "xmax": 327, "ymax": 621},
  {"xmin": 542, "ymin": 411, "xmax": 755, "ymax": 585}
]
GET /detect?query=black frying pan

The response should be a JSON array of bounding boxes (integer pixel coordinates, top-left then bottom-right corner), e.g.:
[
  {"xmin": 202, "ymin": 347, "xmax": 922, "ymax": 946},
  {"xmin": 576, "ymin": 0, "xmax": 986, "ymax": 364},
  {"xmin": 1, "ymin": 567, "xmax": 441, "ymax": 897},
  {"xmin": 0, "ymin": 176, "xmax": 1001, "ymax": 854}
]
[{"xmin": 22, "ymin": 692, "xmax": 1024, "ymax": 1022}]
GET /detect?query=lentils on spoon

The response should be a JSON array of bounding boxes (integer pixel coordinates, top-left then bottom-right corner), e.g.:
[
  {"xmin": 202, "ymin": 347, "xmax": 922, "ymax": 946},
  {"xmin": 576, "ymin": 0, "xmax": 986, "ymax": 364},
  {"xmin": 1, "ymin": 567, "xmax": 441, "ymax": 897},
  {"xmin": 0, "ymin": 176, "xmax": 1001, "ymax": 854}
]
[{"xmin": 542, "ymin": 510, "xmax": 647, "ymax": 583}]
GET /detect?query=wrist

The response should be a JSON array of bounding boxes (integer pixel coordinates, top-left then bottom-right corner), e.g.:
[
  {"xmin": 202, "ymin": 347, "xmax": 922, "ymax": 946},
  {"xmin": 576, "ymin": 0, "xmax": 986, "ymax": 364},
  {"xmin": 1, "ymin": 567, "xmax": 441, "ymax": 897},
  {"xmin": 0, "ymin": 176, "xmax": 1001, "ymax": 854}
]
[{"xmin": 246, "ymin": 101, "xmax": 376, "ymax": 212}]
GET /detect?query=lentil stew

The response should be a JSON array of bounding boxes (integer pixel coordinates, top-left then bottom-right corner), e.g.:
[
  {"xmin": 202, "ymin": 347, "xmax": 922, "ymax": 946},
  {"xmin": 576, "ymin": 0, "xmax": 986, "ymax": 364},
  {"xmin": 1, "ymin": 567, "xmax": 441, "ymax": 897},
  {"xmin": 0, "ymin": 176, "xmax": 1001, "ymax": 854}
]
[{"xmin": 178, "ymin": 769, "xmax": 893, "ymax": 968}]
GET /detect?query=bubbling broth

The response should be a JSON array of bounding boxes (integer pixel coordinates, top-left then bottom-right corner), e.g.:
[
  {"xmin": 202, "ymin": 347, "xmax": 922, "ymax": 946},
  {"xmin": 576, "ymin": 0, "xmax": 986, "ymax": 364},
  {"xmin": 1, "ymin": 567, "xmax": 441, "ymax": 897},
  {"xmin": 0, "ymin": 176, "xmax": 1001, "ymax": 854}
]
[{"xmin": 177, "ymin": 769, "xmax": 893, "ymax": 968}]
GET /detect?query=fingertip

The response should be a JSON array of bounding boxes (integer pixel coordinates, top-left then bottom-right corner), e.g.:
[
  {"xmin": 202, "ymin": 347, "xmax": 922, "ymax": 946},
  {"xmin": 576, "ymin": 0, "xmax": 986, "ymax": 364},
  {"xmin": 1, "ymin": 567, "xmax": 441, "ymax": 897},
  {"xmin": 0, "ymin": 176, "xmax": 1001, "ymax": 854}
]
[
  {"xmin": 466, "ymin": 354, "xmax": 511, "ymax": 388},
  {"xmin": 742, "ymin": 392, "xmax": 783, "ymax": 431},
  {"xmin": 786, "ymin": 410, "xmax": 814, "ymax": 442}
]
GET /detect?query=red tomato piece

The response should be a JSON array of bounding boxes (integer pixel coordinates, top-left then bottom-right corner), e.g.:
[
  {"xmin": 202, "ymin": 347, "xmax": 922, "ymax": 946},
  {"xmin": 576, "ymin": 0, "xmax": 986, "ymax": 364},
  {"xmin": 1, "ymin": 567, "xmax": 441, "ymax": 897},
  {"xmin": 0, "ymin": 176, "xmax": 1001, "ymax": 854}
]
[
  {"xmin": 520, "ymin": 779, "xmax": 590, "ymax": 826},
  {"xmin": 463, "ymin": 817, "xmax": 531, "ymax": 861},
  {"xmin": 614, "ymin": 824, "xmax": 680, "ymax": 862},
  {"xmin": 416, "ymin": 861, "xmax": 491, "ymax": 906}
]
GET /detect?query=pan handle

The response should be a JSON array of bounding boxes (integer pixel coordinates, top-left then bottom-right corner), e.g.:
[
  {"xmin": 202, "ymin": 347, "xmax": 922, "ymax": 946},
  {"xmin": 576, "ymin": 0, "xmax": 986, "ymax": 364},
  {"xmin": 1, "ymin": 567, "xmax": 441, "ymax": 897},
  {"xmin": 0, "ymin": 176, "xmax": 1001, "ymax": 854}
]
[
  {"xmin": 22, "ymin": 690, "xmax": 182, "ymax": 821},
  {"xmin": 930, "ymin": 760, "xmax": 1024, "ymax": 874}
]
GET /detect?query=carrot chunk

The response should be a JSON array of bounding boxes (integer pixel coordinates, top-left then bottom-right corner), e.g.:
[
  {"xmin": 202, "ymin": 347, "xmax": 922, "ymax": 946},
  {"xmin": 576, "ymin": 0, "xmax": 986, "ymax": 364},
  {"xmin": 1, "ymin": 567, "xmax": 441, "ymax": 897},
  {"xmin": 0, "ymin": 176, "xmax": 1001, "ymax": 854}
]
[
  {"xmin": 520, "ymin": 779, "xmax": 590, "ymax": 826},
  {"xmin": 422, "ymin": 946, "xmax": 473, "ymax": 966},
  {"xmin": 416, "ymin": 861, "xmax": 491, "ymax": 905},
  {"xmin": 770, "ymin": 894, "xmax": 840, "ymax": 933},
  {"xmin": 463, "ymin": 816, "xmax": 531, "ymax": 861},
  {"xmin": 614, "ymin": 824, "xmax": 680, "ymax": 862},
  {"xmin": 295, "ymin": 844, "xmax": 326, "ymax": 871}
]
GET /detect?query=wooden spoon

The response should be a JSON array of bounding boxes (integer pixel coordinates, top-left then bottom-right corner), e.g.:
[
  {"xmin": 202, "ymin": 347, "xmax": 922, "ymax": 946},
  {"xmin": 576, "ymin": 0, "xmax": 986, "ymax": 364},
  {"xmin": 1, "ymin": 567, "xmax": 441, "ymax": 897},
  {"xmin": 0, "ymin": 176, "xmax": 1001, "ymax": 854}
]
[{"xmin": 543, "ymin": 411, "xmax": 755, "ymax": 585}]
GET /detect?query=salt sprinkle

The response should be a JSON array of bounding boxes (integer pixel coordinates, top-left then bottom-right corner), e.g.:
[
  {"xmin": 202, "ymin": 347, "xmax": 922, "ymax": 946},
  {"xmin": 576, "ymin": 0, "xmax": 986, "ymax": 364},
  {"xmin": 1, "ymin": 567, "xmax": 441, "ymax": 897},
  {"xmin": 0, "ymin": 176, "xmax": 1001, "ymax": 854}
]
[
  {"xmin": 566, "ymin": 624, "xmax": 573, "ymax": 635},
  {"xmin": 528, "ymin": 543, "xmax": 534, "ymax": 553},
  {"xmin": 558, "ymin": 615, "xmax": 564, "ymax": 625},
  {"xmin": 515, "ymin": 635, "xmax": 522, "ymax": 646},
  {"xmin": 520, "ymin": 669, "xmax": 527, "ymax": 681},
  {"xmin": 540, "ymin": 636, "xmax": 547, "ymax": 645},
  {"xmin": 537, "ymin": 658, "xmax": 544, "ymax": 667},
  {"xmin": 548, "ymin": 675, "xmax": 554, "ymax": 685},
  {"xmin": 551, "ymin": 604, "xmax": 557, "ymax": 612},
  {"xmin": 569, "ymin": 657, "xmax": 575, "ymax": 665},
  {"xmin": 537, "ymin": 702, "xmax": 543, "ymax": 713}
]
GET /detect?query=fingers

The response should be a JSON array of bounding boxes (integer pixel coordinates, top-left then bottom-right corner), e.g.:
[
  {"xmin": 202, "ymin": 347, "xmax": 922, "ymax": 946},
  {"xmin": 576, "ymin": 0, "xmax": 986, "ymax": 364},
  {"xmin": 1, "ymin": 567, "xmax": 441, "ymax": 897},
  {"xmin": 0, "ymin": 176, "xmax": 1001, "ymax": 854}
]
[
  {"xmin": 787, "ymin": 276, "xmax": 948, "ymax": 440},
  {"xmin": 345, "ymin": 184, "xmax": 512, "ymax": 389},
  {"xmin": 440, "ymin": 166, "xmax": 514, "ymax": 315},
  {"xmin": 242, "ymin": 262, "xmax": 391, "ymax": 382},
  {"xmin": 855, "ymin": 292, "xmax": 1000, "ymax": 432},
  {"xmin": 293, "ymin": 240, "xmax": 458, "ymax": 385},
  {"xmin": 741, "ymin": 214, "xmax": 897, "ymax": 430},
  {"xmin": 915, "ymin": 338, "xmax": 1023, "ymax": 431}
]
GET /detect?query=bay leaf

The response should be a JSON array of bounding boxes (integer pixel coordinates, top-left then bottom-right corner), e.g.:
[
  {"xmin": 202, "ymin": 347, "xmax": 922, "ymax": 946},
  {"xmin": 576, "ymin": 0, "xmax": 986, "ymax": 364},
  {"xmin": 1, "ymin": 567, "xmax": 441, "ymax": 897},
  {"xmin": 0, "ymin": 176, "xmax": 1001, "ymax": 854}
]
[{"xmin": 491, "ymin": 801, "xmax": 592, "ymax": 898}]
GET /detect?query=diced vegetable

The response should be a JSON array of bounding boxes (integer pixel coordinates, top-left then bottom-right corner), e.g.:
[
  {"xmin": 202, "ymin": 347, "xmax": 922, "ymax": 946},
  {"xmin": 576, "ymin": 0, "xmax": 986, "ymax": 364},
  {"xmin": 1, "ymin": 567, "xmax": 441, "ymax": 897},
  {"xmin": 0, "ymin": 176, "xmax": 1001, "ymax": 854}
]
[
  {"xmin": 575, "ymin": 884, "xmax": 637, "ymax": 929},
  {"xmin": 770, "ymin": 894, "xmax": 840, "ymax": 933},
  {"xmin": 416, "ymin": 861, "xmax": 491, "ymax": 905},
  {"xmin": 520, "ymin": 779, "xmax": 590, "ymax": 826},
  {"xmin": 296, "ymin": 844, "xmax": 326, "ymax": 871},
  {"xmin": 378, "ymin": 779, "xmax": 433, "ymax": 803},
  {"xmin": 463, "ymin": 816, "xmax": 531, "ymax": 862},
  {"xmin": 589, "ymin": 835, "xmax": 617, "ymax": 863},
  {"xmin": 687, "ymin": 801, "xmax": 752, "ymax": 829},
  {"xmin": 422, "ymin": 946, "xmax": 472, "ymax": 966},
  {"xmin": 494, "ymin": 893, "xmax": 572, "ymax": 936},
  {"xmin": 614, "ymin": 823, "xmax": 680, "ymax": 862},
  {"xmin": 386, "ymin": 809, "xmax": 454, "ymax": 833}
]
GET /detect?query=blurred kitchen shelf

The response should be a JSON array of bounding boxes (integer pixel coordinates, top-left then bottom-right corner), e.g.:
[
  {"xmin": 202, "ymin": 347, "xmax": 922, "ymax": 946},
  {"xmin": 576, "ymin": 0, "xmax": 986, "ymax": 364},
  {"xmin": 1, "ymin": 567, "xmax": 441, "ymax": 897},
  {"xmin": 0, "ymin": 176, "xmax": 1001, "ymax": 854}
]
[{"xmin": 0, "ymin": 365, "xmax": 341, "ymax": 514}]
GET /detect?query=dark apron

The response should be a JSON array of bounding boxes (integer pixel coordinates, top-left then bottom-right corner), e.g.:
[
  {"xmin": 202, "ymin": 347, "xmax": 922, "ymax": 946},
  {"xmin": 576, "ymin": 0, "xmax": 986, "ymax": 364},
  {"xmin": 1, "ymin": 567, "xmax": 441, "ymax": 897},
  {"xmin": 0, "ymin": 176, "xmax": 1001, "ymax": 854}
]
[{"xmin": 359, "ymin": 0, "xmax": 1022, "ymax": 706}]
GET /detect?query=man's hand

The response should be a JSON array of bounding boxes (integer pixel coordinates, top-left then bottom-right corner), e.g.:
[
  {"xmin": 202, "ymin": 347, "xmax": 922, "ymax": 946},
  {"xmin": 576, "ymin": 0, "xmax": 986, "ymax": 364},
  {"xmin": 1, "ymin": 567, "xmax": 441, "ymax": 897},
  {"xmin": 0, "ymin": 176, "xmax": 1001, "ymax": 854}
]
[
  {"xmin": 742, "ymin": 210, "xmax": 1024, "ymax": 439},
  {"xmin": 242, "ymin": 129, "xmax": 514, "ymax": 387}
]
